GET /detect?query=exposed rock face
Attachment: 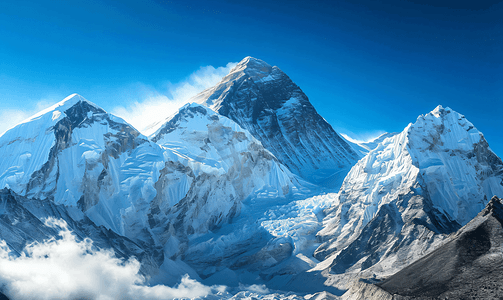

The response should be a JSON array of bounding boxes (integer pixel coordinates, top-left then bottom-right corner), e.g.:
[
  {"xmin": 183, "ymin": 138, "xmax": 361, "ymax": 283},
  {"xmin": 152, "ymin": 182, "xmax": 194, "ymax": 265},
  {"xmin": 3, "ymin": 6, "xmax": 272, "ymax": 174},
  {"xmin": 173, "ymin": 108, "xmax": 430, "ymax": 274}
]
[
  {"xmin": 342, "ymin": 280, "xmax": 394, "ymax": 300},
  {"xmin": 191, "ymin": 56, "xmax": 360, "ymax": 183},
  {"xmin": 0, "ymin": 94, "xmax": 147, "ymax": 205},
  {"xmin": 341, "ymin": 196, "xmax": 503, "ymax": 300},
  {"xmin": 149, "ymin": 103, "xmax": 300, "ymax": 244},
  {"xmin": 375, "ymin": 196, "xmax": 503, "ymax": 299},
  {"xmin": 314, "ymin": 106, "xmax": 503, "ymax": 288}
]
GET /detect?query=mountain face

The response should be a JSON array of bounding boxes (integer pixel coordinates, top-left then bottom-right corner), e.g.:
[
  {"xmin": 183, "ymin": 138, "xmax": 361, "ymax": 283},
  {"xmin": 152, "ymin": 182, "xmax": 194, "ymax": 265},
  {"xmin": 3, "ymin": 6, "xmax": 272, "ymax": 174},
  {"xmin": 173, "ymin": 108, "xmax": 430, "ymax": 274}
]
[
  {"xmin": 0, "ymin": 94, "xmax": 146, "ymax": 205},
  {"xmin": 0, "ymin": 94, "xmax": 303, "ymax": 286},
  {"xmin": 314, "ymin": 106, "xmax": 503, "ymax": 287},
  {"xmin": 344, "ymin": 196, "xmax": 503, "ymax": 300},
  {"xmin": 191, "ymin": 56, "xmax": 360, "ymax": 184},
  {"xmin": 375, "ymin": 196, "xmax": 503, "ymax": 299},
  {"xmin": 0, "ymin": 95, "xmax": 298, "ymax": 238},
  {"xmin": 148, "ymin": 103, "xmax": 301, "ymax": 240},
  {"xmin": 0, "ymin": 94, "xmax": 160, "ymax": 238}
]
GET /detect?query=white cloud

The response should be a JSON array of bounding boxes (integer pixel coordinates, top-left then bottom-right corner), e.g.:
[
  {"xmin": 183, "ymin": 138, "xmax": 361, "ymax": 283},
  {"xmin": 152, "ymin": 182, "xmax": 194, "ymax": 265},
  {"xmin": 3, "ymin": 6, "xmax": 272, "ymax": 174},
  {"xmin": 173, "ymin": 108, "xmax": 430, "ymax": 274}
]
[
  {"xmin": 239, "ymin": 283, "xmax": 270, "ymax": 294},
  {"xmin": 112, "ymin": 62, "xmax": 237, "ymax": 136},
  {"xmin": 0, "ymin": 218, "xmax": 215, "ymax": 300}
]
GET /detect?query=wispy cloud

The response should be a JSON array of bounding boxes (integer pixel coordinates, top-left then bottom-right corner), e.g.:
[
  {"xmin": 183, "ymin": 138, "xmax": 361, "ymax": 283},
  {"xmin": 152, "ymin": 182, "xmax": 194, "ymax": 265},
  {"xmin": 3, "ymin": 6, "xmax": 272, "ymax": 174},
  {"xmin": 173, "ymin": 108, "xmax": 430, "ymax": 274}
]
[
  {"xmin": 0, "ymin": 218, "xmax": 217, "ymax": 300},
  {"xmin": 112, "ymin": 62, "xmax": 237, "ymax": 136}
]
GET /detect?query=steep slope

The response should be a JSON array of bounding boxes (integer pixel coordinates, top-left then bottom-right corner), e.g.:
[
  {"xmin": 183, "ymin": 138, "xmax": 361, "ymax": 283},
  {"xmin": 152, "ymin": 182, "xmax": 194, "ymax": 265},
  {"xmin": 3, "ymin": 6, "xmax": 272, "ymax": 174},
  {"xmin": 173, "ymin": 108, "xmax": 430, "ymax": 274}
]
[
  {"xmin": 0, "ymin": 94, "xmax": 165, "ymax": 241},
  {"xmin": 0, "ymin": 93, "xmax": 147, "ymax": 206},
  {"xmin": 190, "ymin": 56, "xmax": 360, "ymax": 183},
  {"xmin": 341, "ymin": 132, "xmax": 399, "ymax": 156},
  {"xmin": 0, "ymin": 95, "xmax": 309, "ymax": 288},
  {"xmin": 314, "ymin": 106, "xmax": 503, "ymax": 288},
  {"xmin": 149, "ymin": 103, "xmax": 302, "ymax": 238},
  {"xmin": 373, "ymin": 196, "xmax": 503, "ymax": 299}
]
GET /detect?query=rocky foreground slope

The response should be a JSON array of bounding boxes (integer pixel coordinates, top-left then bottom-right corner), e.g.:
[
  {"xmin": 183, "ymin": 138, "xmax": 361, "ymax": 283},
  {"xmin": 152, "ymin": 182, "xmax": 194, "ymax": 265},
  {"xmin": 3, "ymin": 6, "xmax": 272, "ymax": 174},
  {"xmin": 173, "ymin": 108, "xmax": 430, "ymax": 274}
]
[{"xmin": 343, "ymin": 196, "xmax": 503, "ymax": 300}]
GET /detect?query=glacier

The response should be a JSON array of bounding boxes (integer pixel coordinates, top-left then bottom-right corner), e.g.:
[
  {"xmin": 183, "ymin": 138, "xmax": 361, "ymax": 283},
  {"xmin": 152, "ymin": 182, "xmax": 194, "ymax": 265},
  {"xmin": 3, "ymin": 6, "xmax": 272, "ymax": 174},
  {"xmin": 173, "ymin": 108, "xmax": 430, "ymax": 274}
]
[{"xmin": 0, "ymin": 93, "xmax": 328, "ymax": 297}]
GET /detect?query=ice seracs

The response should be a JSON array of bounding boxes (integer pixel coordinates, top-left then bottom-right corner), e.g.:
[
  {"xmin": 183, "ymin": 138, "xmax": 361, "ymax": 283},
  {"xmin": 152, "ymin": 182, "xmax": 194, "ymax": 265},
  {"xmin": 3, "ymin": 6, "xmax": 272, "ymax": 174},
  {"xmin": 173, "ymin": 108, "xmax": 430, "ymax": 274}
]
[
  {"xmin": 148, "ymin": 102, "xmax": 302, "ymax": 237},
  {"xmin": 190, "ymin": 56, "xmax": 360, "ymax": 185},
  {"xmin": 314, "ymin": 105, "xmax": 503, "ymax": 288}
]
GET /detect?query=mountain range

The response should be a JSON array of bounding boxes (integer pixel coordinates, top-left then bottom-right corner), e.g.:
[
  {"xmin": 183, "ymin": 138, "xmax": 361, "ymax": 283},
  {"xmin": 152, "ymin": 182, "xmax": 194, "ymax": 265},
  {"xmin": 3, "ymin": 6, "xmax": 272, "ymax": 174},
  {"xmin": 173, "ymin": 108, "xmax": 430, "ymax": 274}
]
[{"xmin": 0, "ymin": 57, "xmax": 501, "ymax": 300}]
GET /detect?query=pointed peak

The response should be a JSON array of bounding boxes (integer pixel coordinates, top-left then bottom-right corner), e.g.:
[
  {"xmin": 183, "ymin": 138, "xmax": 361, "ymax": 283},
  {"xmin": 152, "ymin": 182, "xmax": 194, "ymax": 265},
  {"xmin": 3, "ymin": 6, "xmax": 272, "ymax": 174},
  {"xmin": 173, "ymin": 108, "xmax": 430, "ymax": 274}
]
[
  {"xmin": 176, "ymin": 103, "xmax": 215, "ymax": 118},
  {"xmin": 20, "ymin": 94, "xmax": 105, "ymax": 126},
  {"xmin": 62, "ymin": 93, "xmax": 84, "ymax": 103},
  {"xmin": 58, "ymin": 93, "xmax": 102, "ymax": 111},
  {"xmin": 430, "ymin": 105, "xmax": 454, "ymax": 117},
  {"xmin": 229, "ymin": 56, "xmax": 274, "ymax": 76},
  {"xmin": 415, "ymin": 105, "xmax": 465, "ymax": 125},
  {"xmin": 150, "ymin": 102, "xmax": 220, "ymax": 142},
  {"xmin": 238, "ymin": 56, "xmax": 271, "ymax": 67}
]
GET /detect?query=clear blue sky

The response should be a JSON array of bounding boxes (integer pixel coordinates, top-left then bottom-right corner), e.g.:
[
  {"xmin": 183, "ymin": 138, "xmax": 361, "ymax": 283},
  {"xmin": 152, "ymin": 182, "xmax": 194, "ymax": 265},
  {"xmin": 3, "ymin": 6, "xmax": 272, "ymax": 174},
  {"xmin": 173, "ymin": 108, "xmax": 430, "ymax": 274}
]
[{"xmin": 1, "ymin": 0, "xmax": 502, "ymax": 156}]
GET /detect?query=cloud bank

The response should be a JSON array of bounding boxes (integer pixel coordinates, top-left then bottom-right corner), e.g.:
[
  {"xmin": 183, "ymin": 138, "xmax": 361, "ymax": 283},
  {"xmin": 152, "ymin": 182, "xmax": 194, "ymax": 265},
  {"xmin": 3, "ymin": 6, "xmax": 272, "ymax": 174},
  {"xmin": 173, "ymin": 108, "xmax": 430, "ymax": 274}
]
[
  {"xmin": 112, "ymin": 62, "xmax": 237, "ymax": 136},
  {"xmin": 0, "ymin": 218, "xmax": 215, "ymax": 300}
]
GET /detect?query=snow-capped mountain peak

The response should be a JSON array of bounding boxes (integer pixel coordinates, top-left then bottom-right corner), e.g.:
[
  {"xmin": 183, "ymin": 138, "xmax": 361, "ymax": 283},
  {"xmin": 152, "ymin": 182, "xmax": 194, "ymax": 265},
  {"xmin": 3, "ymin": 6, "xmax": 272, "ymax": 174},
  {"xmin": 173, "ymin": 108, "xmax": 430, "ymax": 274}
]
[
  {"xmin": 410, "ymin": 104, "xmax": 481, "ymax": 151},
  {"xmin": 224, "ymin": 56, "xmax": 274, "ymax": 81},
  {"xmin": 314, "ymin": 105, "xmax": 503, "ymax": 284},
  {"xmin": 231, "ymin": 56, "xmax": 272, "ymax": 72},
  {"xmin": 20, "ymin": 93, "xmax": 102, "ymax": 125},
  {"xmin": 189, "ymin": 56, "xmax": 360, "ymax": 184},
  {"xmin": 430, "ymin": 104, "xmax": 449, "ymax": 116},
  {"xmin": 0, "ymin": 94, "xmax": 146, "ymax": 202}
]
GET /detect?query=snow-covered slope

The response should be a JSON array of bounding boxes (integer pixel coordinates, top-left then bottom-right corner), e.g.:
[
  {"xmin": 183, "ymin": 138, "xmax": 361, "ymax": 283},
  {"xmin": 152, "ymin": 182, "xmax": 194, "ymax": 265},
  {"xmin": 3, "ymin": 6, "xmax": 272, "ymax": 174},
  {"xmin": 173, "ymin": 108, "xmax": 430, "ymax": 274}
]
[
  {"xmin": 149, "ymin": 103, "xmax": 302, "ymax": 238},
  {"xmin": 190, "ymin": 56, "xmax": 360, "ymax": 184},
  {"xmin": 314, "ymin": 106, "xmax": 503, "ymax": 288},
  {"xmin": 0, "ymin": 95, "xmax": 299, "ymax": 238},
  {"xmin": 0, "ymin": 95, "xmax": 307, "ymax": 288},
  {"xmin": 151, "ymin": 103, "xmax": 295, "ymax": 191},
  {"xmin": 0, "ymin": 94, "xmax": 147, "ymax": 205},
  {"xmin": 341, "ymin": 132, "xmax": 399, "ymax": 156}
]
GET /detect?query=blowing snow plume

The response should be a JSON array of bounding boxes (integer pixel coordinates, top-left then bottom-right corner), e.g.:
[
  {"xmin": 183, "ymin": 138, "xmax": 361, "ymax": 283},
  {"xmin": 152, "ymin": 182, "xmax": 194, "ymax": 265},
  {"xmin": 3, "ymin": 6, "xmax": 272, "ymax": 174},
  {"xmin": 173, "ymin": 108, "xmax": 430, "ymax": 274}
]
[
  {"xmin": 112, "ymin": 62, "xmax": 237, "ymax": 136},
  {"xmin": 0, "ymin": 218, "xmax": 213, "ymax": 300}
]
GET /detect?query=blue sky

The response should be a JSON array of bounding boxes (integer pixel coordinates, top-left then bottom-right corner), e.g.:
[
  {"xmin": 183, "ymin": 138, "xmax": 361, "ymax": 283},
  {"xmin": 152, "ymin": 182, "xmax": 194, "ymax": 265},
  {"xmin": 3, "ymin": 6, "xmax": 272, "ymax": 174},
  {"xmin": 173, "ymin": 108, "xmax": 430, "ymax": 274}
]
[{"xmin": 0, "ymin": 0, "xmax": 501, "ymax": 156}]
